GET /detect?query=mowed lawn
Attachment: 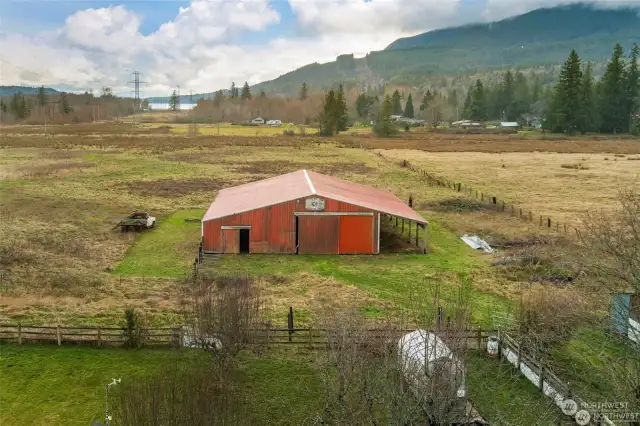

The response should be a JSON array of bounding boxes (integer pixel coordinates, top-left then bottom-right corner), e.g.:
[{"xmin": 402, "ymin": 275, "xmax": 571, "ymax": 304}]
[
  {"xmin": 115, "ymin": 209, "xmax": 204, "ymax": 277},
  {"xmin": 0, "ymin": 345, "xmax": 561, "ymax": 426}
]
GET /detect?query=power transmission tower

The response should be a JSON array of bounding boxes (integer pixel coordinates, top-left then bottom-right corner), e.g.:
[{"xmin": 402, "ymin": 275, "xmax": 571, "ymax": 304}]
[{"xmin": 127, "ymin": 71, "xmax": 147, "ymax": 113}]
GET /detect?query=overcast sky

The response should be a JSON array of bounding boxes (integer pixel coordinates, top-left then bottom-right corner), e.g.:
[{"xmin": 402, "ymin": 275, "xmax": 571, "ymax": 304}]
[{"xmin": 0, "ymin": 0, "xmax": 638, "ymax": 96}]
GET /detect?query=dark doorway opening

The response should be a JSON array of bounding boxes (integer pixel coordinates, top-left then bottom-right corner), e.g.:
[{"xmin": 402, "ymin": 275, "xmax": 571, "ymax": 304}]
[
  {"xmin": 295, "ymin": 217, "xmax": 299, "ymax": 254},
  {"xmin": 239, "ymin": 229, "xmax": 250, "ymax": 254}
]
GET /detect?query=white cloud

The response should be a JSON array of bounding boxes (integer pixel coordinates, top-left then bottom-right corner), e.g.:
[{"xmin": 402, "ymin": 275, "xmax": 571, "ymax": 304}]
[
  {"xmin": 0, "ymin": 0, "xmax": 638, "ymax": 96},
  {"xmin": 482, "ymin": 0, "xmax": 640, "ymax": 21}
]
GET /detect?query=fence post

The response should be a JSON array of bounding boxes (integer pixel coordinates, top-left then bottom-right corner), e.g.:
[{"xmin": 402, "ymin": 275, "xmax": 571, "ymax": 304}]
[
  {"xmin": 481, "ymin": 193, "xmax": 484, "ymax": 201},
  {"xmin": 564, "ymin": 223, "xmax": 568, "ymax": 234},
  {"xmin": 56, "ymin": 325, "xmax": 61, "ymax": 346},
  {"xmin": 547, "ymin": 218, "xmax": 551, "ymax": 228},
  {"xmin": 477, "ymin": 327, "xmax": 482, "ymax": 349},
  {"xmin": 17, "ymin": 324, "xmax": 22, "ymax": 345},
  {"xmin": 288, "ymin": 307, "xmax": 294, "ymax": 343},
  {"xmin": 97, "ymin": 327, "xmax": 102, "ymax": 348},
  {"xmin": 492, "ymin": 196, "xmax": 497, "ymax": 206},
  {"xmin": 539, "ymin": 215, "xmax": 543, "ymax": 226},
  {"xmin": 519, "ymin": 208, "xmax": 523, "ymax": 218},
  {"xmin": 529, "ymin": 211, "xmax": 533, "ymax": 222}
]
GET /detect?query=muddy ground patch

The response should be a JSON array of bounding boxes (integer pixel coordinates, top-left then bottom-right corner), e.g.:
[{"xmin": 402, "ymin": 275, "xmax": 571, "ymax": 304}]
[{"xmin": 120, "ymin": 177, "xmax": 231, "ymax": 197}]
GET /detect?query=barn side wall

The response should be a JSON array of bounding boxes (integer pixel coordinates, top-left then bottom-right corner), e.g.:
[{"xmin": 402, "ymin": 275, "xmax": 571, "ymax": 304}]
[{"xmin": 202, "ymin": 196, "xmax": 379, "ymax": 254}]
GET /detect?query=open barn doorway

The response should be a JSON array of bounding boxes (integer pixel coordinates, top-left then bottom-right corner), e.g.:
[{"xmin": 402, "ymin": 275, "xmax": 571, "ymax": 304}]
[{"xmin": 239, "ymin": 229, "xmax": 250, "ymax": 254}]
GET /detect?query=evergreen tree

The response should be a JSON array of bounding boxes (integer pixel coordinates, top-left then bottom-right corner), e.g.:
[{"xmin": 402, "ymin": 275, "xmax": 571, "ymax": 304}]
[
  {"xmin": 0, "ymin": 100, "xmax": 6, "ymax": 114},
  {"xmin": 625, "ymin": 43, "xmax": 639, "ymax": 133},
  {"xmin": 213, "ymin": 90, "xmax": 224, "ymax": 106},
  {"xmin": 60, "ymin": 93, "xmax": 72, "ymax": 114},
  {"xmin": 355, "ymin": 93, "xmax": 375, "ymax": 120},
  {"xmin": 466, "ymin": 80, "xmax": 487, "ymax": 121},
  {"xmin": 335, "ymin": 84, "xmax": 349, "ymax": 131},
  {"xmin": 497, "ymin": 71, "xmax": 515, "ymax": 121},
  {"xmin": 577, "ymin": 62, "xmax": 598, "ymax": 134},
  {"xmin": 230, "ymin": 82, "xmax": 238, "ymax": 99},
  {"xmin": 319, "ymin": 90, "xmax": 338, "ymax": 136},
  {"xmin": 241, "ymin": 81, "xmax": 252, "ymax": 100},
  {"xmin": 532, "ymin": 76, "xmax": 542, "ymax": 103},
  {"xmin": 420, "ymin": 90, "xmax": 435, "ymax": 112},
  {"xmin": 462, "ymin": 89, "xmax": 472, "ymax": 118},
  {"xmin": 299, "ymin": 82, "xmax": 308, "ymax": 101},
  {"xmin": 373, "ymin": 94, "xmax": 397, "ymax": 137},
  {"xmin": 391, "ymin": 90, "xmax": 403, "ymax": 115},
  {"xmin": 546, "ymin": 50, "xmax": 583, "ymax": 133},
  {"xmin": 404, "ymin": 93, "xmax": 414, "ymax": 118},
  {"xmin": 260, "ymin": 89, "xmax": 267, "ymax": 98},
  {"xmin": 37, "ymin": 86, "xmax": 47, "ymax": 107},
  {"xmin": 169, "ymin": 90, "xmax": 180, "ymax": 111},
  {"xmin": 599, "ymin": 43, "xmax": 627, "ymax": 133}
]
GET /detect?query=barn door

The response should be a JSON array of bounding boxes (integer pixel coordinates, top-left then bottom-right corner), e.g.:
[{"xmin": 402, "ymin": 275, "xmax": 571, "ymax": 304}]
[
  {"xmin": 339, "ymin": 215, "xmax": 374, "ymax": 254},
  {"xmin": 297, "ymin": 215, "xmax": 339, "ymax": 254},
  {"xmin": 219, "ymin": 229, "xmax": 240, "ymax": 254}
]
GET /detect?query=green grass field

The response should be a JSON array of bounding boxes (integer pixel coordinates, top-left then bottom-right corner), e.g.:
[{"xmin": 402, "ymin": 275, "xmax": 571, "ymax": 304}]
[
  {"xmin": 115, "ymin": 209, "xmax": 204, "ymax": 277},
  {"xmin": 0, "ymin": 344, "xmax": 563, "ymax": 426}
]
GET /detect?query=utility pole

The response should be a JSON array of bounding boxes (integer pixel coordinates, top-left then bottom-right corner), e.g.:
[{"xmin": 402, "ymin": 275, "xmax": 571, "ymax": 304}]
[{"xmin": 127, "ymin": 71, "xmax": 147, "ymax": 113}]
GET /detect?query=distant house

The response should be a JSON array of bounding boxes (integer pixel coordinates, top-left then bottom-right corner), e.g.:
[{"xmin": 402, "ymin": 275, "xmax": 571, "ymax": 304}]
[
  {"xmin": 251, "ymin": 117, "xmax": 265, "ymax": 125},
  {"xmin": 266, "ymin": 119, "xmax": 282, "ymax": 126},
  {"xmin": 452, "ymin": 120, "xmax": 482, "ymax": 128},
  {"xmin": 499, "ymin": 122, "xmax": 520, "ymax": 129}
]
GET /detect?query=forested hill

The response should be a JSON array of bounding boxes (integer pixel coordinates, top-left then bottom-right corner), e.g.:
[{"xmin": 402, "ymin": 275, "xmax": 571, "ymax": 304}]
[
  {"xmin": 0, "ymin": 86, "xmax": 60, "ymax": 97},
  {"xmin": 252, "ymin": 4, "xmax": 639, "ymax": 96},
  {"xmin": 387, "ymin": 5, "xmax": 638, "ymax": 51}
]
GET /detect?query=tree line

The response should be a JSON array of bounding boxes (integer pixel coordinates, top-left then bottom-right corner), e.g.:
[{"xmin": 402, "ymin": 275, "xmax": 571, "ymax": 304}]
[
  {"xmin": 462, "ymin": 43, "xmax": 639, "ymax": 134},
  {"xmin": 545, "ymin": 43, "xmax": 639, "ymax": 134},
  {"xmin": 0, "ymin": 86, "xmax": 138, "ymax": 125}
]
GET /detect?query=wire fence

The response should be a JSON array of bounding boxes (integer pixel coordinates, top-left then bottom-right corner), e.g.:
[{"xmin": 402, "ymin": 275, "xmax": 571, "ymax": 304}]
[{"xmin": 377, "ymin": 152, "xmax": 580, "ymax": 238}]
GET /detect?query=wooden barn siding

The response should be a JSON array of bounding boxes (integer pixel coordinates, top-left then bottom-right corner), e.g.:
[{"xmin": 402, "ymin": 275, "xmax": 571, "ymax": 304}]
[
  {"xmin": 298, "ymin": 215, "xmax": 340, "ymax": 254},
  {"xmin": 339, "ymin": 215, "xmax": 374, "ymax": 254},
  {"xmin": 203, "ymin": 196, "xmax": 378, "ymax": 253}
]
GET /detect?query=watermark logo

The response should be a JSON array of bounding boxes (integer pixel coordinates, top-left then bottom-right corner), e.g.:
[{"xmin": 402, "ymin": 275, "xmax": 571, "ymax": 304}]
[
  {"xmin": 561, "ymin": 399, "xmax": 578, "ymax": 416},
  {"xmin": 575, "ymin": 409, "xmax": 591, "ymax": 426},
  {"xmin": 563, "ymin": 399, "xmax": 640, "ymax": 424}
]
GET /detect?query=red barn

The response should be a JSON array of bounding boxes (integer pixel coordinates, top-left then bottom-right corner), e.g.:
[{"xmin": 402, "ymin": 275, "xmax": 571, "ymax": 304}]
[{"xmin": 201, "ymin": 170, "xmax": 427, "ymax": 255}]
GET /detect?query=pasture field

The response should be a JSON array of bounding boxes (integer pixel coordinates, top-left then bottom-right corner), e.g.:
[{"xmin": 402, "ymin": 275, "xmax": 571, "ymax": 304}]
[
  {"xmin": 1, "ymin": 123, "xmax": 638, "ymax": 424},
  {"xmin": 380, "ymin": 149, "xmax": 640, "ymax": 225},
  {"xmin": 0, "ymin": 344, "xmax": 559, "ymax": 426}
]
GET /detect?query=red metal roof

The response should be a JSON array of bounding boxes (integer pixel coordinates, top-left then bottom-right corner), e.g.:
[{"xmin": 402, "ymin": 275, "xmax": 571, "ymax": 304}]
[{"xmin": 203, "ymin": 170, "xmax": 427, "ymax": 224}]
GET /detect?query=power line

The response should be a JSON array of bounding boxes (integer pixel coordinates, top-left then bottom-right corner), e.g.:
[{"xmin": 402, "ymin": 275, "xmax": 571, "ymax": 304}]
[{"xmin": 127, "ymin": 71, "xmax": 147, "ymax": 113}]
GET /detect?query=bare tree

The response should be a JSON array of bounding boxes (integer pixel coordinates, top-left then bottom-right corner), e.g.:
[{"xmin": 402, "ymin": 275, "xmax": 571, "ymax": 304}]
[
  {"xmin": 184, "ymin": 275, "xmax": 264, "ymax": 358},
  {"xmin": 113, "ymin": 357, "xmax": 245, "ymax": 426}
]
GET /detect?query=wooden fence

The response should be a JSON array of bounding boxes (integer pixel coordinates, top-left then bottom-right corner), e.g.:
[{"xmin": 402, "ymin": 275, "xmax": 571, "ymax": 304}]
[
  {"xmin": 377, "ymin": 152, "xmax": 578, "ymax": 238},
  {"xmin": 499, "ymin": 332, "xmax": 614, "ymax": 425},
  {"xmin": 0, "ymin": 323, "xmax": 497, "ymax": 350}
]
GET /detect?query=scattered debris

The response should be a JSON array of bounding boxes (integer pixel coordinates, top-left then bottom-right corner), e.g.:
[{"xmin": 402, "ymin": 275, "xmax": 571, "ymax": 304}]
[{"xmin": 461, "ymin": 235, "xmax": 495, "ymax": 253}]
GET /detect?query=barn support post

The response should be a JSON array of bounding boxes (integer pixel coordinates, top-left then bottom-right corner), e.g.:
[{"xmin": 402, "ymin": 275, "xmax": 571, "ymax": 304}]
[
  {"xmin": 423, "ymin": 224, "xmax": 428, "ymax": 254},
  {"xmin": 395, "ymin": 216, "xmax": 398, "ymax": 227},
  {"xmin": 408, "ymin": 220, "xmax": 412, "ymax": 239},
  {"xmin": 415, "ymin": 223, "xmax": 419, "ymax": 246}
]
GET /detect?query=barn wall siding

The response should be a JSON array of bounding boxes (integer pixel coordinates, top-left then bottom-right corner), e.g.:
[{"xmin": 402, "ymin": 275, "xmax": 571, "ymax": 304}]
[{"xmin": 203, "ymin": 196, "xmax": 378, "ymax": 254}]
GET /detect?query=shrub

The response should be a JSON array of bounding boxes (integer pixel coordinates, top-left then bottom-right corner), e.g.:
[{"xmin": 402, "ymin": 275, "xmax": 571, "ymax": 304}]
[
  {"xmin": 372, "ymin": 119, "xmax": 398, "ymax": 137},
  {"xmin": 561, "ymin": 163, "xmax": 589, "ymax": 170},
  {"xmin": 122, "ymin": 308, "xmax": 145, "ymax": 348}
]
